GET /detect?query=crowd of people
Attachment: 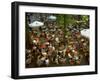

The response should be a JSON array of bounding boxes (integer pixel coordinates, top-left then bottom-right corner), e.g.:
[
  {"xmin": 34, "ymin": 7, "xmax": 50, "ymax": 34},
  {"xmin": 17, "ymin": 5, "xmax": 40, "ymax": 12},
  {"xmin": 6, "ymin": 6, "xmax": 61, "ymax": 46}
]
[{"xmin": 25, "ymin": 14, "xmax": 89, "ymax": 68}]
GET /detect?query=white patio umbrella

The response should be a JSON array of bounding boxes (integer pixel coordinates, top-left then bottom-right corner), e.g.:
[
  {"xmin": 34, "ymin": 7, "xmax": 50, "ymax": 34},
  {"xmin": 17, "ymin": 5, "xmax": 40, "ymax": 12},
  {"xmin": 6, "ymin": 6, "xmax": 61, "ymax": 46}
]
[
  {"xmin": 48, "ymin": 15, "xmax": 56, "ymax": 20},
  {"xmin": 29, "ymin": 21, "xmax": 44, "ymax": 27},
  {"xmin": 81, "ymin": 29, "xmax": 90, "ymax": 38}
]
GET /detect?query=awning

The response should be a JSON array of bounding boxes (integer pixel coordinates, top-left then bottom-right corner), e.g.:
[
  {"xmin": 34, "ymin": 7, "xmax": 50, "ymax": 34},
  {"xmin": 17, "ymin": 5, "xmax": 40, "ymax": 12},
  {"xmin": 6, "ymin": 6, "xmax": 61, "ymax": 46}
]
[
  {"xmin": 48, "ymin": 15, "xmax": 57, "ymax": 20},
  {"xmin": 29, "ymin": 21, "xmax": 44, "ymax": 27},
  {"xmin": 81, "ymin": 29, "xmax": 90, "ymax": 38}
]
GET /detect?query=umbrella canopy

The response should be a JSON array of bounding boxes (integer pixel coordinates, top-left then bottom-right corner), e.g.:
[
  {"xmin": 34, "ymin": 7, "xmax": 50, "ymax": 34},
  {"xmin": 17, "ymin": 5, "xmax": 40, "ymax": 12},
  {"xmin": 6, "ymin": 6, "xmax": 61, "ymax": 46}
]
[
  {"xmin": 81, "ymin": 29, "xmax": 90, "ymax": 38},
  {"xmin": 48, "ymin": 15, "xmax": 56, "ymax": 20},
  {"xmin": 29, "ymin": 21, "xmax": 44, "ymax": 27}
]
